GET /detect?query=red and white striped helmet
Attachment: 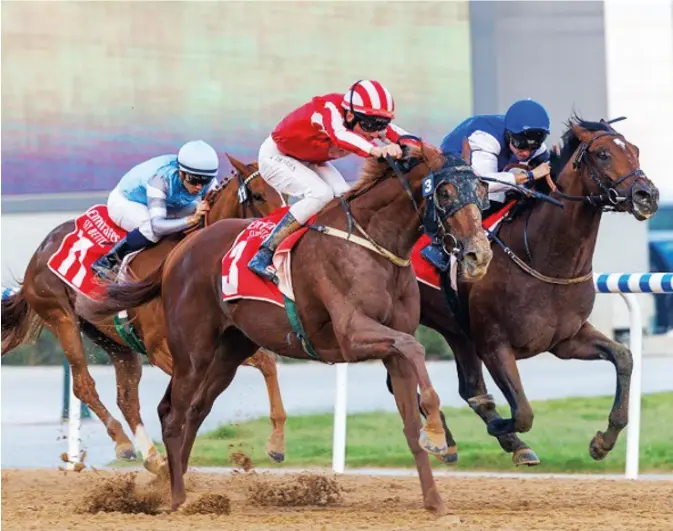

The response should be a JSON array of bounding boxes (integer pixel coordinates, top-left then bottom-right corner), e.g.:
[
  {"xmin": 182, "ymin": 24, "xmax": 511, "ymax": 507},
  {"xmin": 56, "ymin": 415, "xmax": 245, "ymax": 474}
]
[{"xmin": 342, "ymin": 80, "xmax": 395, "ymax": 119}]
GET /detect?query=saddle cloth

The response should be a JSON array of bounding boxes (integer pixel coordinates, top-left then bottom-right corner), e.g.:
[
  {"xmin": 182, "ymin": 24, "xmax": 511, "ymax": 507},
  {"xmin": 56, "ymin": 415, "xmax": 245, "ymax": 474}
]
[{"xmin": 47, "ymin": 205, "xmax": 128, "ymax": 299}]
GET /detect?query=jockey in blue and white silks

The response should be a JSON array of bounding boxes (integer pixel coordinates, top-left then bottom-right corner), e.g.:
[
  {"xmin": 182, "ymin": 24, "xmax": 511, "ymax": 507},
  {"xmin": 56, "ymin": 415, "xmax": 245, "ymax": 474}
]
[
  {"xmin": 424, "ymin": 99, "xmax": 553, "ymax": 271},
  {"xmin": 91, "ymin": 140, "xmax": 220, "ymax": 278}
]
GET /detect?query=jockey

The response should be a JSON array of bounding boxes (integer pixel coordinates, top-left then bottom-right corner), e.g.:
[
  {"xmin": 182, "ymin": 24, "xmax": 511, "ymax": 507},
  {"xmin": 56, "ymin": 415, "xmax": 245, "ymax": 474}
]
[
  {"xmin": 423, "ymin": 98, "xmax": 553, "ymax": 270},
  {"xmin": 91, "ymin": 140, "xmax": 219, "ymax": 278},
  {"xmin": 248, "ymin": 79, "xmax": 416, "ymax": 282}
]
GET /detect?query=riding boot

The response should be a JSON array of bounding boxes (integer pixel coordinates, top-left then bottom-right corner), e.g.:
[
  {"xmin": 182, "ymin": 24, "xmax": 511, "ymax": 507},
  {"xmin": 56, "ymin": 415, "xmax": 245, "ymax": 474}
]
[
  {"xmin": 91, "ymin": 228, "xmax": 151, "ymax": 279},
  {"xmin": 248, "ymin": 211, "xmax": 302, "ymax": 283},
  {"xmin": 420, "ymin": 240, "xmax": 451, "ymax": 272}
]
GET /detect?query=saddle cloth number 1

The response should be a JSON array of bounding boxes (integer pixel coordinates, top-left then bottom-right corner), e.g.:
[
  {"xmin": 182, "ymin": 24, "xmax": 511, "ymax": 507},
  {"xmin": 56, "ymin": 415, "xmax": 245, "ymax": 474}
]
[{"xmin": 57, "ymin": 230, "xmax": 95, "ymax": 288}]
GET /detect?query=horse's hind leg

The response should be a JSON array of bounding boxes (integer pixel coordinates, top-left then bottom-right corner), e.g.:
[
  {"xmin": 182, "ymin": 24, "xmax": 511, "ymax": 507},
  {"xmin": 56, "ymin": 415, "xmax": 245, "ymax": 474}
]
[
  {"xmin": 243, "ymin": 348, "xmax": 287, "ymax": 463},
  {"xmin": 44, "ymin": 313, "xmax": 135, "ymax": 460},
  {"xmin": 451, "ymin": 335, "xmax": 540, "ymax": 466},
  {"xmin": 180, "ymin": 329, "xmax": 258, "ymax": 472},
  {"xmin": 551, "ymin": 322, "xmax": 633, "ymax": 461}
]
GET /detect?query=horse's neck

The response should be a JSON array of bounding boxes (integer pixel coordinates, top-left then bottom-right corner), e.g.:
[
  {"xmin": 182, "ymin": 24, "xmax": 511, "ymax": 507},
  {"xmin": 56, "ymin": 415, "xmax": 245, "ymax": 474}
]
[
  {"xmin": 209, "ymin": 186, "xmax": 240, "ymax": 221},
  {"xmin": 525, "ymin": 169, "xmax": 602, "ymax": 277},
  {"xmin": 349, "ymin": 178, "xmax": 422, "ymax": 258}
]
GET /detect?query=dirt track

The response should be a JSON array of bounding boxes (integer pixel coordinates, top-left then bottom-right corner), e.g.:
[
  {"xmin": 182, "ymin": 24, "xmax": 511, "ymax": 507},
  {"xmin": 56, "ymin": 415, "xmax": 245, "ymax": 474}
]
[{"xmin": 2, "ymin": 469, "xmax": 671, "ymax": 531}]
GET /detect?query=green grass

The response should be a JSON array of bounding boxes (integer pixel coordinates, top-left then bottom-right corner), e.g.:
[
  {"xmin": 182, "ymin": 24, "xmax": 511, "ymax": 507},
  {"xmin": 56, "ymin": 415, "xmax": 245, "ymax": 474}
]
[{"xmin": 122, "ymin": 393, "xmax": 673, "ymax": 473}]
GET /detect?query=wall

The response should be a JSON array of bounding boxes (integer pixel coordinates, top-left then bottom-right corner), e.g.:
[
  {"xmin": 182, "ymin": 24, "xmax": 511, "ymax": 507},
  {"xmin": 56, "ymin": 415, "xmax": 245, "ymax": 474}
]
[{"xmin": 1, "ymin": 1, "xmax": 473, "ymax": 198}]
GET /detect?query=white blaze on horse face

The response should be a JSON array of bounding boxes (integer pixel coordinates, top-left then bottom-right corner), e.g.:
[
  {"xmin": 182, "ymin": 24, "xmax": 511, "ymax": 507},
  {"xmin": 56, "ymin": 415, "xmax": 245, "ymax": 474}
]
[
  {"xmin": 614, "ymin": 138, "xmax": 627, "ymax": 150},
  {"xmin": 135, "ymin": 424, "xmax": 155, "ymax": 460}
]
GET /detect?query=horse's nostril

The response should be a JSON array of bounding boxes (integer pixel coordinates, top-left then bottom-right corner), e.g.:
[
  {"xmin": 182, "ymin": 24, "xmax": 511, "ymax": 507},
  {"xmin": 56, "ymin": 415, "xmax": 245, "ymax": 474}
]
[
  {"xmin": 464, "ymin": 251, "xmax": 479, "ymax": 265},
  {"xmin": 633, "ymin": 190, "xmax": 651, "ymax": 205}
]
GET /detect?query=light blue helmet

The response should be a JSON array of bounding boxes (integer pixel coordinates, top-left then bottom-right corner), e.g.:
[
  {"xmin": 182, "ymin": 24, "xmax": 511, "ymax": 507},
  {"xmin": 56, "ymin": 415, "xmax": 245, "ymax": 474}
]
[{"xmin": 504, "ymin": 99, "xmax": 550, "ymax": 134}]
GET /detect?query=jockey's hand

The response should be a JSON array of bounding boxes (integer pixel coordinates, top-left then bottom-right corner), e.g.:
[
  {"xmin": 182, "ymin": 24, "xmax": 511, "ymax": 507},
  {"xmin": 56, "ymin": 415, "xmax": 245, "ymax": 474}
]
[
  {"xmin": 531, "ymin": 162, "xmax": 551, "ymax": 180},
  {"xmin": 371, "ymin": 144, "xmax": 403, "ymax": 160},
  {"xmin": 190, "ymin": 200, "xmax": 210, "ymax": 225}
]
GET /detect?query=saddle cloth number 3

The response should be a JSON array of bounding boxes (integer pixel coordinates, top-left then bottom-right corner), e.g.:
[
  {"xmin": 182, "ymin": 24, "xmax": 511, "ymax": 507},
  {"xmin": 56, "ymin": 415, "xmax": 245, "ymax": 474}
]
[{"xmin": 222, "ymin": 239, "xmax": 248, "ymax": 295}]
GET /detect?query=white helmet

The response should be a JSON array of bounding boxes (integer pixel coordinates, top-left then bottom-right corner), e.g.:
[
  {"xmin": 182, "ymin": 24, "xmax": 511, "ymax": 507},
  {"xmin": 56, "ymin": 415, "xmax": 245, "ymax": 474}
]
[{"xmin": 178, "ymin": 140, "xmax": 219, "ymax": 177}]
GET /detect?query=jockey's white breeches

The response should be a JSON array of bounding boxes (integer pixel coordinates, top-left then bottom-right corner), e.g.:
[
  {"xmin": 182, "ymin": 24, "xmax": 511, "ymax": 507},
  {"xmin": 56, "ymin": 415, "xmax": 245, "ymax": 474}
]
[
  {"xmin": 258, "ymin": 136, "xmax": 351, "ymax": 224},
  {"xmin": 108, "ymin": 188, "xmax": 159, "ymax": 242}
]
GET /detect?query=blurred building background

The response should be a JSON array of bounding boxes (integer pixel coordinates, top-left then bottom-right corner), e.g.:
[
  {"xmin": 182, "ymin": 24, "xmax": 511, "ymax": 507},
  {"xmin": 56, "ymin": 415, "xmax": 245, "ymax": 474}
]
[{"xmin": 2, "ymin": 0, "xmax": 672, "ymax": 338}]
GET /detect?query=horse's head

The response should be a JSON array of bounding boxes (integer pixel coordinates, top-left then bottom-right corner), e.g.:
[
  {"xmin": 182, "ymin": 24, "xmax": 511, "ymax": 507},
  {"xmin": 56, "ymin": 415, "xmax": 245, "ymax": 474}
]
[
  {"xmin": 404, "ymin": 141, "xmax": 492, "ymax": 281},
  {"xmin": 206, "ymin": 154, "xmax": 284, "ymax": 223},
  {"xmin": 554, "ymin": 117, "xmax": 659, "ymax": 220}
]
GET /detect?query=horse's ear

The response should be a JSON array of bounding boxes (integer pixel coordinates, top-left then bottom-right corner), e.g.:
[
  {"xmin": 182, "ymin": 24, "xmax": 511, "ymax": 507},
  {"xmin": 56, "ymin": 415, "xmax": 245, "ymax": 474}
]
[
  {"xmin": 225, "ymin": 153, "xmax": 250, "ymax": 175},
  {"xmin": 571, "ymin": 123, "xmax": 593, "ymax": 144}
]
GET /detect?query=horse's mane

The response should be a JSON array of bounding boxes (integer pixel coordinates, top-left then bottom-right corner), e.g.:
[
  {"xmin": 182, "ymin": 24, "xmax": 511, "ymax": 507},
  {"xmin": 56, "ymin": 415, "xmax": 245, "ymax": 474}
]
[
  {"xmin": 549, "ymin": 113, "xmax": 614, "ymax": 181},
  {"xmin": 347, "ymin": 142, "xmax": 443, "ymax": 198},
  {"xmin": 510, "ymin": 114, "xmax": 614, "ymax": 215}
]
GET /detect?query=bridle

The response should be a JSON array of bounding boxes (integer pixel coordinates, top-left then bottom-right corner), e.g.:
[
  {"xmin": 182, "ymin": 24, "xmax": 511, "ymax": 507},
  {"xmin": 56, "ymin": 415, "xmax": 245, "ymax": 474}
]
[{"xmin": 553, "ymin": 118, "xmax": 645, "ymax": 210}]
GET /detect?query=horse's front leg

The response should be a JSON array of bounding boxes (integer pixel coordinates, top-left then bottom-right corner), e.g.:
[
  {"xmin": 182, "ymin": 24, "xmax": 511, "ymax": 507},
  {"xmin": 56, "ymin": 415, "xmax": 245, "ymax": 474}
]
[
  {"xmin": 479, "ymin": 343, "xmax": 535, "ymax": 437},
  {"xmin": 337, "ymin": 314, "xmax": 448, "ymax": 515},
  {"xmin": 450, "ymin": 334, "xmax": 539, "ymax": 466},
  {"xmin": 551, "ymin": 322, "xmax": 633, "ymax": 460},
  {"xmin": 243, "ymin": 348, "xmax": 287, "ymax": 463}
]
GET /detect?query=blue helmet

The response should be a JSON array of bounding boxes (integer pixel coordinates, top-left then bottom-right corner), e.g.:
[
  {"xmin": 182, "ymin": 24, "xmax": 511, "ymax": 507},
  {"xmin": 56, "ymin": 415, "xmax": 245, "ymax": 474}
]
[{"xmin": 504, "ymin": 99, "xmax": 550, "ymax": 134}]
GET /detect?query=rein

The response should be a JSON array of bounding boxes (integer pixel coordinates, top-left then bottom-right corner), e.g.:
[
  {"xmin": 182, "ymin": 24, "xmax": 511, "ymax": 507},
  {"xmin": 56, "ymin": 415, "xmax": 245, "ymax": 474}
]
[
  {"xmin": 199, "ymin": 170, "xmax": 263, "ymax": 230},
  {"xmin": 310, "ymin": 147, "xmax": 484, "ymax": 268},
  {"xmin": 489, "ymin": 118, "xmax": 642, "ymax": 286}
]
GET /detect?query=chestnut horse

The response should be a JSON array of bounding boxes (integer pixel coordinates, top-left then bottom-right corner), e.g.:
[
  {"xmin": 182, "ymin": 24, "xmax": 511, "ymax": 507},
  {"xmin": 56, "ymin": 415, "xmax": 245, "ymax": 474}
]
[
  {"xmin": 87, "ymin": 144, "xmax": 493, "ymax": 514},
  {"xmin": 1, "ymin": 156, "xmax": 285, "ymax": 472}
]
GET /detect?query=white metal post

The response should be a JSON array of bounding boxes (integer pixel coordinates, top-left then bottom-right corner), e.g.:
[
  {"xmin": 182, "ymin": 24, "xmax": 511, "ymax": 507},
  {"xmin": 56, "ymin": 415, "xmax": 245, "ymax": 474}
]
[
  {"xmin": 67, "ymin": 365, "xmax": 81, "ymax": 469},
  {"xmin": 621, "ymin": 293, "xmax": 642, "ymax": 479},
  {"xmin": 332, "ymin": 363, "xmax": 348, "ymax": 473}
]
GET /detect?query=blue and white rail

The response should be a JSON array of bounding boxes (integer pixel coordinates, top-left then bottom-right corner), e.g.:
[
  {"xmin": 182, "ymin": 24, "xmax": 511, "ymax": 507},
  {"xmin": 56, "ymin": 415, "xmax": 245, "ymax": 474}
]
[{"xmin": 331, "ymin": 272, "xmax": 673, "ymax": 478}]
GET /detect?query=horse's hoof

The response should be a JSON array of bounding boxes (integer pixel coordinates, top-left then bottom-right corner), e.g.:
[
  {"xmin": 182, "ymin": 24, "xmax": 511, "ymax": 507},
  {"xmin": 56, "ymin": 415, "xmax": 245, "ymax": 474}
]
[
  {"xmin": 115, "ymin": 443, "xmax": 137, "ymax": 461},
  {"xmin": 512, "ymin": 447, "xmax": 540, "ymax": 466},
  {"xmin": 419, "ymin": 429, "xmax": 449, "ymax": 457},
  {"xmin": 436, "ymin": 445, "xmax": 458, "ymax": 465},
  {"xmin": 144, "ymin": 453, "xmax": 168, "ymax": 476},
  {"xmin": 266, "ymin": 450, "xmax": 285, "ymax": 463},
  {"xmin": 424, "ymin": 496, "xmax": 448, "ymax": 517},
  {"xmin": 487, "ymin": 418, "xmax": 514, "ymax": 437},
  {"xmin": 589, "ymin": 431, "xmax": 611, "ymax": 461}
]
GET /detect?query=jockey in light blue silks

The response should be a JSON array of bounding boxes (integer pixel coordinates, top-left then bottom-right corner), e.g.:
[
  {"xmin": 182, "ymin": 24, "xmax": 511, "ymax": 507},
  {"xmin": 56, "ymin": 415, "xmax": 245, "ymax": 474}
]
[
  {"xmin": 422, "ymin": 98, "xmax": 553, "ymax": 270},
  {"xmin": 91, "ymin": 140, "xmax": 220, "ymax": 278}
]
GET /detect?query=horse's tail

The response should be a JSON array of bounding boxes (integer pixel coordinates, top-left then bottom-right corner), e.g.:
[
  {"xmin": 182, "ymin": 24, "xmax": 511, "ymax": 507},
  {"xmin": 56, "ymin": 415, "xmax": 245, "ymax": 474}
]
[
  {"xmin": 77, "ymin": 261, "xmax": 166, "ymax": 321},
  {"xmin": 1, "ymin": 286, "xmax": 45, "ymax": 355}
]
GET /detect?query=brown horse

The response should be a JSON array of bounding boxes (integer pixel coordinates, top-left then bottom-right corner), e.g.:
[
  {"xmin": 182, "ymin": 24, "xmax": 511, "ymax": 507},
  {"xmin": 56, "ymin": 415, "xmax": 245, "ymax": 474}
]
[
  {"xmin": 413, "ymin": 116, "xmax": 659, "ymax": 464},
  {"xmin": 86, "ymin": 144, "xmax": 493, "ymax": 513},
  {"xmin": 1, "ymin": 155, "xmax": 285, "ymax": 472}
]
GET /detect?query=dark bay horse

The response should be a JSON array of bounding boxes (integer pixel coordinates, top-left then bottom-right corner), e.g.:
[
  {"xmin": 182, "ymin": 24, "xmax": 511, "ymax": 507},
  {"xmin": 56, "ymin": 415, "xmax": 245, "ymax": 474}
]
[
  {"xmin": 1, "ymin": 155, "xmax": 285, "ymax": 472},
  {"xmin": 87, "ymin": 144, "xmax": 493, "ymax": 514},
  {"xmin": 415, "ymin": 117, "xmax": 659, "ymax": 464}
]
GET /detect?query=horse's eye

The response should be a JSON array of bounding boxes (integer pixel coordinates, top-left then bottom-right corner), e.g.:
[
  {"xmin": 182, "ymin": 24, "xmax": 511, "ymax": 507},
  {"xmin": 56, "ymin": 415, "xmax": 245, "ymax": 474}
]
[
  {"xmin": 252, "ymin": 193, "xmax": 264, "ymax": 202},
  {"xmin": 597, "ymin": 151, "xmax": 610, "ymax": 161}
]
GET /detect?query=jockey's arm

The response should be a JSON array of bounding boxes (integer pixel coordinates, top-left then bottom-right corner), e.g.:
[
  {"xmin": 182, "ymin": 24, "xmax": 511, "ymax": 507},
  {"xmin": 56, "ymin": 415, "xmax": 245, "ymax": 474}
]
[
  {"xmin": 318, "ymin": 102, "xmax": 376, "ymax": 157},
  {"xmin": 467, "ymin": 131, "xmax": 519, "ymax": 193},
  {"xmin": 382, "ymin": 123, "xmax": 422, "ymax": 148},
  {"xmin": 146, "ymin": 175, "xmax": 200, "ymax": 237}
]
